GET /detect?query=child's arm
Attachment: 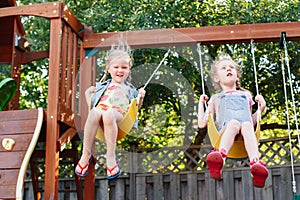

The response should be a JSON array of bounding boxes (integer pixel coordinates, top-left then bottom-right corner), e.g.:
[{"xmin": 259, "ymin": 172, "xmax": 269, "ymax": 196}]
[
  {"xmin": 198, "ymin": 94, "xmax": 209, "ymax": 128},
  {"xmin": 137, "ymin": 88, "xmax": 146, "ymax": 109},
  {"xmin": 85, "ymin": 86, "xmax": 96, "ymax": 109},
  {"xmin": 252, "ymin": 94, "xmax": 266, "ymax": 125}
]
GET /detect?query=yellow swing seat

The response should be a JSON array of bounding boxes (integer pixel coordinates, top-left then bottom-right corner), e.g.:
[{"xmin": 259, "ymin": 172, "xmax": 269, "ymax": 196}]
[
  {"xmin": 95, "ymin": 98, "xmax": 139, "ymax": 141},
  {"xmin": 207, "ymin": 113, "xmax": 261, "ymax": 159}
]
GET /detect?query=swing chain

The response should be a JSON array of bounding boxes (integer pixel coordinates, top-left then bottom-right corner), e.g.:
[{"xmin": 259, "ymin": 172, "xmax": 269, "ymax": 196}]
[
  {"xmin": 250, "ymin": 40, "xmax": 261, "ymax": 116},
  {"xmin": 197, "ymin": 43, "xmax": 208, "ymax": 110},
  {"xmin": 137, "ymin": 49, "xmax": 171, "ymax": 105}
]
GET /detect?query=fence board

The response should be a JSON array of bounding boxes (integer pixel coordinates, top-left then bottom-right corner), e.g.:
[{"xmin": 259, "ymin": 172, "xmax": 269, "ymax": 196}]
[
  {"xmin": 22, "ymin": 165, "xmax": 300, "ymax": 200},
  {"xmin": 187, "ymin": 173, "xmax": 197, "ymax": 200},
  {"xmin": 115, "ymin": 178, "xmax": 125, "ymax": 200},
  {"xmin": 153, "ymin": 174, "xmax": 163, "ymax": 200},
  {"xmin": 136, "ymin": 176, "xmax": 146, "ymax": 200},
  {"xmin": 169, "ymin": 174, "xmax": 180, "ymax": 200},
  {"xmin": 280, "ymin": 167, "xmax": 293, "ymax": 200},
  {"xmin": 241, "ymin": 170, "xmax": 254, "ymax": 200},
  {"xmin": 223, "ymin": 171, "xmax": 234, "ymax": 200},
  {"xmin": 96, "ymin": 179, "xmax": 109, "ymax": 200}
]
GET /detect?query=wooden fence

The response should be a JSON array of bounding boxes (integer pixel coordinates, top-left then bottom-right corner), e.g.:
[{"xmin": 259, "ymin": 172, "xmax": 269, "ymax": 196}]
[
  {"xmin": 22, "ymin": 135, "xmax": 300, "ymax": 200},
  {"xmin": 22, "ymin": 164, "xmax": 300, "ymax": 200}
]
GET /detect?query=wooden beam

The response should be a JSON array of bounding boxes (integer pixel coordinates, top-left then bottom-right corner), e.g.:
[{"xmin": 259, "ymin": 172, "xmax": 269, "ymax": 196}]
[
  {"xmin": 0, "ymin": 2, "xmax": 61, "ymax": 19},
  {"xmin": 0, "ymin": 2, "xmax": 84, "ymax": 39},
  {"xmin": 61, "ymin": 4, "xmax": 84, "ymax": 39},
  {"xmin": 83, "ymin": 22, "xmax": 300, "ymax": 49},
  {"xmin": 57, "ymin": 127, "xmax": 77, "ymax": 152},
  {"xmin": 20, "ymin": 50, "xmax": 49, "ymax": 64}
]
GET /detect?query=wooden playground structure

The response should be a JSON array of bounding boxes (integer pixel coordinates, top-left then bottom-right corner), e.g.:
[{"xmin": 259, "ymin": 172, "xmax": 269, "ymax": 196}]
[{"xmin": 0, "ymin": 1, "xmax": 300, "ymax": 200}]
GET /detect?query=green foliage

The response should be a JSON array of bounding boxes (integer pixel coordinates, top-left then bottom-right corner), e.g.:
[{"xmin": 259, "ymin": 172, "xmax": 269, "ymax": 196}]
[{"xmin": 15, "ymin": 0, "xmax": 300, "ymax": 149}]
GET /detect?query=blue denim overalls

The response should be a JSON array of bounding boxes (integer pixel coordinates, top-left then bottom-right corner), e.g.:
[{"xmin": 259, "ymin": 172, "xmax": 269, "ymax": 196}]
[{"xmin": 218, "ymin": 93, "xmax": 252, "ymax": 130}]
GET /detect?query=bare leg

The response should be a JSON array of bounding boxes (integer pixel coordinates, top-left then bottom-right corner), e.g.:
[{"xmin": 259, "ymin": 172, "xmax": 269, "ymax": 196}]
[
  {"xmin": 241, "ymin": 121, "xmax": 259, "ymax": 161},
  {"xmin": 219, "ymin": 119, "xmax": 241, "ymax": 153},
  {"xmin": 102, "ymin": 109, "xmax": 123, "ymax": 169},
  {"xmin": 75, "ymin": 108, "xmax": 102, "ymax": 174},
  {"xmin": 241, "ymin": 122, "xmax": 268, "ymax": 187},
  {"xmin": 206, "ymin": 119, "xmax": 241, "ymax": 180}
]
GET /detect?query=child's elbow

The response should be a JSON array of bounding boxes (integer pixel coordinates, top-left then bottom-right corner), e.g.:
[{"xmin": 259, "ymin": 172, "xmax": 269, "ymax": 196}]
[{"xmin": 198, "ymin": 121, "xmax": 207, "ymax": 129}]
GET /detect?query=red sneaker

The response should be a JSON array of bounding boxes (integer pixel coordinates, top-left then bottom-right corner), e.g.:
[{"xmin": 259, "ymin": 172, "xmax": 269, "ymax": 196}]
[
  {"xmin": 250, "ymin": 159, "xmax": 269, "ymax": 188},
  {"xmin": 206, "ymin": 149, "xmax": 226, "ymax": 180}
]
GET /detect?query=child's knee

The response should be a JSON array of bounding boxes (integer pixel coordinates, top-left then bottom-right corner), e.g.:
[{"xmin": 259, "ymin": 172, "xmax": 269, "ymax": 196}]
[
  {"xmin": 89, "ymin": 108, "xmax": 102, "ymax": 120},
  {"xmin": 242, "ymin": 121, "xmax": 253, "ymax": 129},
  {"xmin": 226, "ymin": 119, "xmax": 240, "ymax": 132},
  {"xmin": 241, "ymin": 121, "xmax": 254, "ymax": 133},
  {"xmin": 102, "ymin": 109, "xmax": 116, "ymax": 124}
]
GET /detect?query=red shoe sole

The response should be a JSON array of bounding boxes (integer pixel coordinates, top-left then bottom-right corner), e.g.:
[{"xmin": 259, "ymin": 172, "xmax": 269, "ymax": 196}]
[
  {"xmin": 251, "ymin": 164, "xmax": 269, "ymax": 188},
  {"xmin": 206, "ymin": 152, "xmax": 223, "ymax": 180}
]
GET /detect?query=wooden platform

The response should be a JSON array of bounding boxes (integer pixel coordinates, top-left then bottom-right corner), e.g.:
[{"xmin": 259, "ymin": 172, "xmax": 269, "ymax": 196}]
[{"xmin": 0, "ymin": 108, "xmax": 43, "ymax": 200}]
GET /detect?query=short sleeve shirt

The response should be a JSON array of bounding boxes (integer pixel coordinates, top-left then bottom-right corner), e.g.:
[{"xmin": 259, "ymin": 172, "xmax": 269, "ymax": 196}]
[{"xmin": 97, "ymin": 83, "xmax": 131, "ymax": 115}]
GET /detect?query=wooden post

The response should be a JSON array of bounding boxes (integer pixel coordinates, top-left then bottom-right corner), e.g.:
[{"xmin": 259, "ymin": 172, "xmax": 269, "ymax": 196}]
[
  {"xmin": 79, "ymin": 39, "xmax": 96, "ymax": 200},
  {"xmin": 129, "ymin": 143, "xmax": 137, "ymax": 200},
  {"xmin": 10, "ymin": 17, "xmax": 22, "ymax": 110},
  {"xmin": 44, "ymin": 17, "xmax": 62, "ymax": 200}
]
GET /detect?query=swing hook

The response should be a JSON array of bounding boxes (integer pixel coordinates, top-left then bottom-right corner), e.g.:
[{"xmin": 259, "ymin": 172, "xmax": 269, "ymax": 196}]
[{"xmin": 279, "ymin": 32, "xmax": 287, "ymax": 49}]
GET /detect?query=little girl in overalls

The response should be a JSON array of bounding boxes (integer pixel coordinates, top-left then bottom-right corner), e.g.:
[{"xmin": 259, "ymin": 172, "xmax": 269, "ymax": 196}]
[
  {"xmin": 75, "ymin": 43, "xmax": 146, "ymax": 180},
  {"xmin": 198, "ymin": 57, "xmax": 268, "ymax": 188}
]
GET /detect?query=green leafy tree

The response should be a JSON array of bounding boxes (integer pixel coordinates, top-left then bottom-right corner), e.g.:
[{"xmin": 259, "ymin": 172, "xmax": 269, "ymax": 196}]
[{"xmin": 17, "ymin": 0, "xmax": 300, "ymax": 149}]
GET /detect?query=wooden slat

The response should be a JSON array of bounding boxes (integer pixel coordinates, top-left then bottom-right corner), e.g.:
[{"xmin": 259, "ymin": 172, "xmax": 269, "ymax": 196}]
[
  {"xmin": 0, "ymin": 119, "xmax": 38, "ymax": 135},
  {"xmin": 83, "ymin": 21, "xmax": 300, "ymax": 49},
  {"xmin": 223, "ymin": 171, "xmax": 234, "ymax": 200},
  {"xmin": 0, "ymin": 185, "xmax": 16, "ymax": 199},
  {"xmin": 0, "ymin": 151, "xmax": 24, "ymax": 169},
  {"xmin": 136, "ymin": 176, "xmax": 146, "ymax": 199},
  {"xmin": 153, "ymin": 175, "xmax": 163, "ymax": 200},
  {"xmin": 0, "ymin": 169, "xmax": 18, "ymax": 185},
  {"xmin": 0, "ymin": 134, "xmax": 34, "ymax": 152},
  {"xmin": 98, "ymin": 179, "xmax": 109, "ymax": 199},
  {"xmin": 60, "ymin": 24, "xmax": 68, "ymax": 106},
  {"xmin": 62, "ymin": 4, "xmax": 84, "ymax": 39},
  {"xmin": 115, "ymin": 179, "xmax": 125, "ymax": 200},
  {"xmin": 66, "ymin": 26, "xmax": 73, "ymax": 108},
  {"xmin": 0, "ymin": 2, "xmax": 61, "ymax": 19},
  {"xmin": 241, "ymin": 170, "xmax": 254, "ymax": 199},
  {"xmin": 71, "ymin": 33, "xmax": 79, "ymax": 112},
  {"xmin": 0, "ymin": 169, "xmax": 18, "ymax": 199},
  {"xmin": 0, "ymin": 109, "xmax": 39, "ymax": 121},
  {"xmin": 169, "ymin": 174, "xmax": 180, "ymax": 200},
  {"xmin": 187, "ymin": 173, "xmax": 197, "ymax": 199}
]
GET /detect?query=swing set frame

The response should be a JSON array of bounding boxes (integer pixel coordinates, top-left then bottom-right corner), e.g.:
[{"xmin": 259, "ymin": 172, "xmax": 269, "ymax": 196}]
[{"xmin": 1, "ymin": 1, "xmax": 300, "ymax": 200}]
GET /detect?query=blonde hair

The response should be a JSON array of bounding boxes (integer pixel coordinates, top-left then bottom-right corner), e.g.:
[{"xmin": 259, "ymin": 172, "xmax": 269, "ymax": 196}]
[
  {"xmin": 102, "ymin": 37, "xmax": 133, "ymax": 82},
  {"xmin": 210, "ymin": 56, "xmax": 245, "ymax": 91}
]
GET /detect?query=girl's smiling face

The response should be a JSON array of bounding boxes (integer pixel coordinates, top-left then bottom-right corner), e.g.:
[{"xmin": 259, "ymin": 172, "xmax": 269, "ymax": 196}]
[{"xmin": 108, "ymin": 57, "xmax": 130, "ymax": 84}]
